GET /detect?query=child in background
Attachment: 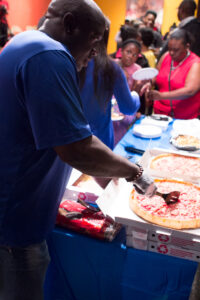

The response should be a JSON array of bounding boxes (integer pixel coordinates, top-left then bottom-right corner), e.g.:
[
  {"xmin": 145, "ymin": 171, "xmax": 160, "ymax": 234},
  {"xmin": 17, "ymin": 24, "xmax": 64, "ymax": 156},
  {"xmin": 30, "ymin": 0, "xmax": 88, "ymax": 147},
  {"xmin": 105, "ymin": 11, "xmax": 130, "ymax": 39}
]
[
  {"xmin": 139, "ymin": 27, "xmax": 157, "ymax": 68},
  {"xmin": 115, "ymin": 39, "xmax": 141, "ymax": 91},
  {"xmin": 114, "ymin": 39, "xmax": 144, "ymax": 140}
]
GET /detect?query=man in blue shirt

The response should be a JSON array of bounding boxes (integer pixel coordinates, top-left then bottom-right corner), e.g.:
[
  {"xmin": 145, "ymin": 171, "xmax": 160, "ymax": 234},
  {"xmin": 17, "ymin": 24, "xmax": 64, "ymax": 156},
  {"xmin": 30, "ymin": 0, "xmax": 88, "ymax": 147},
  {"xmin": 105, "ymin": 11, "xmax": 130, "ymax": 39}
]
[{"xmin": 0, "ymin": 0, "xmax": 156, "ymax": 298}]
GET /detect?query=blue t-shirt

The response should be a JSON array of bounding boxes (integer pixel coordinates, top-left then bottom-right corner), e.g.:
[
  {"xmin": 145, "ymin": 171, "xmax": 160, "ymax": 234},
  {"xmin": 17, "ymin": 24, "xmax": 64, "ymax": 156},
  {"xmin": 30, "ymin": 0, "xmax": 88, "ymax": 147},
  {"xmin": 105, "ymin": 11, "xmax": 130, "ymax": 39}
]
[
  {"xmin": 0, "ymin": 30, "xmax": 92, "ymax": 246},
  {"xmin": 80, "ymin": 59, "xmax": 140, "ymax": 149}
]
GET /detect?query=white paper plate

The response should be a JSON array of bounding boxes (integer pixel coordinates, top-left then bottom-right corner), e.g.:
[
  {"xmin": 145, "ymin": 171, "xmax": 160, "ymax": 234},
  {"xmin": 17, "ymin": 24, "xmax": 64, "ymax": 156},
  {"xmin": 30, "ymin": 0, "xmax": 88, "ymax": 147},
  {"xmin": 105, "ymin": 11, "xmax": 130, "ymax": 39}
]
[
  {"xmin": 133, "ymin": 124, "xmax": 162, "ymax": 138},
  {"xmin": 132, "ymin": 67, "xmax": 158, "ymax": 81},
  {"xmin": 141, "ymin": 117, "xmax": 169, "ymax": 131}
]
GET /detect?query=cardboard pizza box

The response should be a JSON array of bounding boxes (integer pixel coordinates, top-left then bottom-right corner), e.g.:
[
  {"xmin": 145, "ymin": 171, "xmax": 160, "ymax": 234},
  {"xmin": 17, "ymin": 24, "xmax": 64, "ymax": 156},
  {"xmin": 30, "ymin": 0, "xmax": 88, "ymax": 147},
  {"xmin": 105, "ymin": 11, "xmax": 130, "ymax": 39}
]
[
  {"xmin": 125, "ymin": 225, "xmax": 200, "ymax": 252},
  {"xmin": 64, "ymin": 170, "xmax": 103, "ymax": 204},
  {"xmin": 126, "ymin": 235, "xmax": 148, "ymax": 250},
  {"xmin": 62, "ymin": 186, "xmax": 99, "ymax": 204},
  {"xmin": 148, "ymin": 241, "xmax": 200, "ymax": 263},
  {"xmin": 96, "ymin": 178, "xmax": 200, "ymax": 261},
  {"xmin": 147, "ymin": 229, "xmax": 200, "ymax": 252},
  {"xmin": 126, "ymin": 230, "xmax": 200, "ymax": 262},
  {"xmin": 139, "ymin": 148, "xmax": 200, "ymax": 184},
  {"xmin": 126, "ymin": 237, "xmax": 200, "ymax": 263}
]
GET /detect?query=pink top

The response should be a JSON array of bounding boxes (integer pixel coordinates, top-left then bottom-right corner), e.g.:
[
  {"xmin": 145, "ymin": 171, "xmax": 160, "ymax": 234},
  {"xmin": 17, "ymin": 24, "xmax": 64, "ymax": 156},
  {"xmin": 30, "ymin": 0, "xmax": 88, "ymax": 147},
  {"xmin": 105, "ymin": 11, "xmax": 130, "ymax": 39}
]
[
  {"xmin": 154, "ymin": 52, "xmax": 200, "ymax": 119},
  {"xmin": 116, "ymin": 48, "xmax": 122, "ymax": 58},
  {"xmin": 115, "ymin": 58, "xmax": 141, "ymax": 90},
  {"xmin": 123, "ymin": 63, "xmax": 141, "ymax": 90}
]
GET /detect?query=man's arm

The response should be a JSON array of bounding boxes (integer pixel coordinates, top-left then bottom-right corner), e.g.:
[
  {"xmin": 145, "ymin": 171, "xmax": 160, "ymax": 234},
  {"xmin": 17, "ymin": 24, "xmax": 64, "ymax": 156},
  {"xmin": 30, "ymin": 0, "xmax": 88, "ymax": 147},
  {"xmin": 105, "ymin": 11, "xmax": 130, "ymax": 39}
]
[
  {"xmin": 54, "ymin": 135, "xmax": 139, "ymax": 180},
  {"xmin": 54, "ymin": 135, "xmax": 157, "ymax": 197}
]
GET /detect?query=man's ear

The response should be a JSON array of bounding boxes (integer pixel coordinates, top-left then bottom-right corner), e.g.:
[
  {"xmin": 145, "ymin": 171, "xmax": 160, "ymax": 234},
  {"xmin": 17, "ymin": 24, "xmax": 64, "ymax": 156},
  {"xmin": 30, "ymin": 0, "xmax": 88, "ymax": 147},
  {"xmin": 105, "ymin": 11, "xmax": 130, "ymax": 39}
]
[{"xmin": 63, "ymin": 12, "xmax": 77, "ymax": 35}]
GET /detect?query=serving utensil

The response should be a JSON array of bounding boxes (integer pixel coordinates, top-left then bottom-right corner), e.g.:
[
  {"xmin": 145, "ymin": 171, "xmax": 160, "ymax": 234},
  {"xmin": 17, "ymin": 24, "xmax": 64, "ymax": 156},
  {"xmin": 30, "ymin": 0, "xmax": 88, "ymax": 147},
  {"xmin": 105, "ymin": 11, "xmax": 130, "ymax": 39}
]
[
  {"xmin": 150, "ymin": 115, "xmax": 169, "ymax": 121},
  {"xmin": 59, "ymin": 207, "xmax": 83, "ymax": 219},
  {"xmin": 77, "ymin": 198, "xmax": 100, "ymax": 212},
  {"xmin": 124, "ymin": 146, "xmax": 145, "ymax": 155},
  {"xmin": 155, "ymin": 191, "xmax": 180, "ymax": 205}
]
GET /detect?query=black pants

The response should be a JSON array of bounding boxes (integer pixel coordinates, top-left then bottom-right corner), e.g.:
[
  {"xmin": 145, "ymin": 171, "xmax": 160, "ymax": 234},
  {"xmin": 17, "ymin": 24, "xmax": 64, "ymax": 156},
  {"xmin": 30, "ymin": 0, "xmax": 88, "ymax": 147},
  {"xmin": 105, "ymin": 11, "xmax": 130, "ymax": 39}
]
[{"xmin": 0, "ymin": 241, "xmax": 50, "ymax": 300}]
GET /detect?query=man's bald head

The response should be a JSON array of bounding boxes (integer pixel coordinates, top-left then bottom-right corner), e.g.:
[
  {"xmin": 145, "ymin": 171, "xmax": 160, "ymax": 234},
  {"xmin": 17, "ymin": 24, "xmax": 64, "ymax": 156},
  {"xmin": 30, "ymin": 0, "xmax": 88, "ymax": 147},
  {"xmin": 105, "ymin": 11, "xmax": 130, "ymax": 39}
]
[
  {"xmin": 40, "ymin": 0, "xmax": 106, "ymax": 71},
  {"xmin": 46, "ymin": 0, "xmax": 105, "ymax": 35}
]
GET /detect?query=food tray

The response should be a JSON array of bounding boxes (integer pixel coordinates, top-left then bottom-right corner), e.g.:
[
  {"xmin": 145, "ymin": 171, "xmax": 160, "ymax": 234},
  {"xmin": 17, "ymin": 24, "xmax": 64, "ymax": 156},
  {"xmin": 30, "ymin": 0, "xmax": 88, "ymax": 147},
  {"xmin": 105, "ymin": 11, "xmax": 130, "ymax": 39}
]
[
  {"xmin": 139, "ymin": 148, "xmax": 200, "ymax": 184},
  {"xmin": 170, "ymin": 135, "xmax": 200, "ymax": 152},
  {"xmin": 97, "ymin": 178, "xmax": 200, "ymax": 262}
]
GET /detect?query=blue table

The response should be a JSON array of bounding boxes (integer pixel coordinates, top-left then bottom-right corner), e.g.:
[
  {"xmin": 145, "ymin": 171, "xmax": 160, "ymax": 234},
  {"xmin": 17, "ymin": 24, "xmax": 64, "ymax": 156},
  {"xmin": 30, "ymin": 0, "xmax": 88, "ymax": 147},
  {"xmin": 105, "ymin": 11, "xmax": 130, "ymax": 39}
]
[
  {"xmin": 114, "ymin": 116, "xmax": 174, "ymax": 162},
  {"xmin": 44, "ymin": 117, "xmax": 198, "ymax": 300}
]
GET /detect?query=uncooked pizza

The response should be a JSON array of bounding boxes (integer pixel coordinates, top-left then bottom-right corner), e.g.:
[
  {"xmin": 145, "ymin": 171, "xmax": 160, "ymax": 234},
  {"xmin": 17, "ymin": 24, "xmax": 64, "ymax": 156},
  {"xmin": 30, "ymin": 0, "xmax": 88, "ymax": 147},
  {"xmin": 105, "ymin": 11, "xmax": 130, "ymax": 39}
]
[
  {"xmin": 129, "ymin": 179, "xmax": 200, "ymax": 229},
  {"xmin": 150, "ymin": 153, "xmax": 200, "ymax": 177}
]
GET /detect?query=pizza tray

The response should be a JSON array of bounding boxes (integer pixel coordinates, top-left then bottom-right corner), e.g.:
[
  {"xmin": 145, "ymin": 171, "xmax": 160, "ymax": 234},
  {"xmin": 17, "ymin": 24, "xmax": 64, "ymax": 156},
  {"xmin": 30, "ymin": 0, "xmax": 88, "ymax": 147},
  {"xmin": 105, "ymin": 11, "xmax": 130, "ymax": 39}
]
[
  {"xmin": 96, "ymin": 178, "xmax": 200, "ymax": 261},
  {"xmin": 139, "ymin": 148, "xmax": 200, "ymax": 185},
  {"xmin": 170, "ymin": 135, "xmax": 200, "ymax": 152},
  {"xmin": 96, "ymin": 178, "xmax": 200, "ymax": 237},
  {"xmin": 170, "ymin": 119, "xmax": 200, "ymax": 152}
]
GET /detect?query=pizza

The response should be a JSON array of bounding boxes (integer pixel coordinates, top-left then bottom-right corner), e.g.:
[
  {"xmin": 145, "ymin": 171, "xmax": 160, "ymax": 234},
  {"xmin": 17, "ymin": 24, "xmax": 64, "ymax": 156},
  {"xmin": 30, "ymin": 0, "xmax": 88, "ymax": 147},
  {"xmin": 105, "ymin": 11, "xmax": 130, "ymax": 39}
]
[
  {"xmin": 150, "ymin": 153, "xmax": 200, "ymax": 177},
  {"xmin": 173, "ymin": 135, "xmax": 200, "ymax": 148},
  {"xmin": 129, "ymin": 179, "xmax": 200, "ymax": 229}
]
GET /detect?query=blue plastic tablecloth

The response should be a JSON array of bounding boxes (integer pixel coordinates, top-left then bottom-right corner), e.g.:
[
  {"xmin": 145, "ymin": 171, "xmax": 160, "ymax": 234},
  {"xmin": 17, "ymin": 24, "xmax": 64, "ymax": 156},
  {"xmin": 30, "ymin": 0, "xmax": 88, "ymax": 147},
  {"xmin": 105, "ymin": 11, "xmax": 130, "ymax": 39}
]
[
  {"xmin": 44, "ymin": 117, "xmax": 198, "ymax": 300},
  {"xmin": 114, "ymin": 116, "xmax": 175, "ymax": 163},
  {"xmin": 44, "ymin": 227, "xmax": 197, "ymax": 300}
]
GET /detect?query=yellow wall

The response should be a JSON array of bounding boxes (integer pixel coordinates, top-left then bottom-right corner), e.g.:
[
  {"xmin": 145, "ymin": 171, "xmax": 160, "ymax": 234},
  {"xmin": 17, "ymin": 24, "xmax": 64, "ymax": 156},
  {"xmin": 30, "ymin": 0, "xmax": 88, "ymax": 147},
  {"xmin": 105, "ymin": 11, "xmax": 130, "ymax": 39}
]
[
  {"xmin": 6, "ymin": 0, "xmax": 199, "ymax": 52},
  {"xmin": 95, "ymin": 0, "xmax": 198, "ymax": 53},
  {"xmin": 95, "ymin": 0, "xmax": 127, "ymax": 54},
  {"xmin": 161, "ymin": 0, "xmax": 181, "ymax": 35}
]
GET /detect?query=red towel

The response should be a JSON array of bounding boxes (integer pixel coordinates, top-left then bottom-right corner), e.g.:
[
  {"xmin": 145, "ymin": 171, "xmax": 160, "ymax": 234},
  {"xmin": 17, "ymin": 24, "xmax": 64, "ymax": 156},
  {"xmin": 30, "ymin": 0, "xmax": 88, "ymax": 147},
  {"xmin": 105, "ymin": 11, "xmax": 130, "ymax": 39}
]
[{"xmin": 56, "ymin": 199, "xmax": 121, "ymax": 241}]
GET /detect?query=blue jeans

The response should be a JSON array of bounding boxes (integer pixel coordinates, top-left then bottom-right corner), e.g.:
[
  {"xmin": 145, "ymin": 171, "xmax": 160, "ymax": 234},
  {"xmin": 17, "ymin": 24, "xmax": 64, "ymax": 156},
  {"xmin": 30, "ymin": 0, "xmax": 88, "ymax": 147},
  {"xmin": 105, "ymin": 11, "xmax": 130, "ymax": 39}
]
[{"xmin": 0, "ymin": 241, "xmax": 50, "ymax": 300}]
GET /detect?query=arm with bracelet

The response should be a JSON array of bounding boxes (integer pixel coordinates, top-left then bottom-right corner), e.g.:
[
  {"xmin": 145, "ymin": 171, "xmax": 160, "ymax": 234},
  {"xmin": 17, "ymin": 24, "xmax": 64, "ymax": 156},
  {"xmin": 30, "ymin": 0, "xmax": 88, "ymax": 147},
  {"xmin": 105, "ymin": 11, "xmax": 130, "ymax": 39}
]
[{"xmin": 126, "ymin": 163, "xmax": 157, "ymax": 197}]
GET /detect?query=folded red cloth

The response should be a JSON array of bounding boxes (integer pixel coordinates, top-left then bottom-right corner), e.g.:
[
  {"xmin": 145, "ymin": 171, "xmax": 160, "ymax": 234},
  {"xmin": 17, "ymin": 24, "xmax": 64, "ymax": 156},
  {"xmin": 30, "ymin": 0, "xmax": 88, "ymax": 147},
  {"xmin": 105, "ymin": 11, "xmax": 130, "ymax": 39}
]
[{"xmin": 56, "ymin": 199, "xmax": 121, "ymax": 241}]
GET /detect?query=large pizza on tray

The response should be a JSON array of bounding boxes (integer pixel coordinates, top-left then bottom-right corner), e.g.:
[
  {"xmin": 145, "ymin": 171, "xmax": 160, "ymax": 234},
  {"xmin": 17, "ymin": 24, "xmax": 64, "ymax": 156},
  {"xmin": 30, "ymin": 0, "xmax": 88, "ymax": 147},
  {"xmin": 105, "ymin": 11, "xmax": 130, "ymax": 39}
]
[
  {"xmin": 150, "ymin": 153, "xmax": 200, "ymax": 177},
  {"xmin": 130, "ymin": 179, "xmax": 200, "ymax": 229}
]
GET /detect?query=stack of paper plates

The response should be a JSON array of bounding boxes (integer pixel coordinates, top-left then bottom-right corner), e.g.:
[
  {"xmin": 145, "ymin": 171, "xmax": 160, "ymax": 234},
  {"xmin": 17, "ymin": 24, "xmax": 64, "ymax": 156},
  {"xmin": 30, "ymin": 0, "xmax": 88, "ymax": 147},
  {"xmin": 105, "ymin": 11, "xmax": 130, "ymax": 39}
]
[
  {"xmin": 141, "ymin": 116, "xmax": 170, "ymax": 131},
  {"xmin": 133, "ymin": 124, "xmax": 162, "ymax": 138}
]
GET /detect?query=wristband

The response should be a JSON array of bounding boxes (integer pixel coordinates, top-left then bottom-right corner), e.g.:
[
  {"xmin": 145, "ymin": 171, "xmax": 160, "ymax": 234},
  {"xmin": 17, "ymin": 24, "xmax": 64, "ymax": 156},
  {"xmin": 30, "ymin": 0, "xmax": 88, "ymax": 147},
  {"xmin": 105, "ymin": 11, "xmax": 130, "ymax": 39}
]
[{"xmin": 126, "ymin": 163, "xmax": 144, "ymax": 182}]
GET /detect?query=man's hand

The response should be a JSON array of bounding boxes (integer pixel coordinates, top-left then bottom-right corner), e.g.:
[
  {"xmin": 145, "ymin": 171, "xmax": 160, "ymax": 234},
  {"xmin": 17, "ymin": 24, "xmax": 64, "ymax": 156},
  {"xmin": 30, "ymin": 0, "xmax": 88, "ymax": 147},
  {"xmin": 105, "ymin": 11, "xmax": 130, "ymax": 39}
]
[{"xmin": 133, "ymin": 172, "xmax": 157, "ymax": 197}]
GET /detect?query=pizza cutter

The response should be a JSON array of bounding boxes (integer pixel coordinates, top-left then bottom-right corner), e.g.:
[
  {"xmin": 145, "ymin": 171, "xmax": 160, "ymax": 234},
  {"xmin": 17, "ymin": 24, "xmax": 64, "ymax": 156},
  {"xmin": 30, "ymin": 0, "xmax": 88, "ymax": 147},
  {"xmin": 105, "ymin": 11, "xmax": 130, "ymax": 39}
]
[{"xmin": 155, "ymin": 191, "xmax": 180, "ymax": 205}]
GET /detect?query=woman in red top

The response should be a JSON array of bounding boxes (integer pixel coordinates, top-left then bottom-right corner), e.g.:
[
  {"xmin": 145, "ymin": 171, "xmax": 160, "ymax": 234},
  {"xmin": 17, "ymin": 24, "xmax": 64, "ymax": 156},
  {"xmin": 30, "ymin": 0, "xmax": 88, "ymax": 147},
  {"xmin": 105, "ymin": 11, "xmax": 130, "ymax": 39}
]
[{"xmin": 148, "ymin": 29, "xmax": 200, "ymax": 119}]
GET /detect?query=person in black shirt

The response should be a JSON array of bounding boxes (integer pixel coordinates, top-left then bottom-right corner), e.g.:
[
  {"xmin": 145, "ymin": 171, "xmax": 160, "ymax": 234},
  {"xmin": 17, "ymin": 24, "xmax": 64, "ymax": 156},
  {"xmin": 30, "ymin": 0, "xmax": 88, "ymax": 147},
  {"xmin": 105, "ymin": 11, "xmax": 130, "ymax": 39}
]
[{"xmin": 158, "ymin": 0, "xmax": 200, "ymax": 61}]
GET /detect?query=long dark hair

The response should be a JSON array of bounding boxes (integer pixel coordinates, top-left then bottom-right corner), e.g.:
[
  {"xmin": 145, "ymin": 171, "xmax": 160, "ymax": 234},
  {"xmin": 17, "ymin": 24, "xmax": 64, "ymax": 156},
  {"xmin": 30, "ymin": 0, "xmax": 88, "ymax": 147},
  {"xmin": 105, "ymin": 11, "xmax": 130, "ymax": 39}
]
[{"xmin": 79, "ymin": 24, "xmax": 117, "ymax": 108}]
